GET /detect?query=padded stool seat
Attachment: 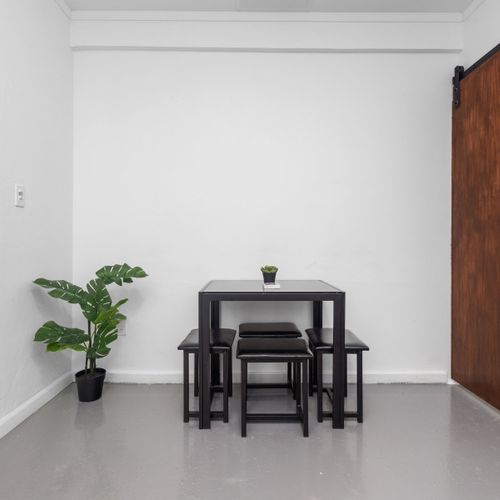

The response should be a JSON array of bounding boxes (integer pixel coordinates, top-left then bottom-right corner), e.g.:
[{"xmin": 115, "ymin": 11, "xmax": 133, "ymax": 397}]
[
  {"xmin": 237, "ymin": 338, "xmax": 312, "ymax": 359},
  {"xmin": 239, "ymin": 322, "xmax": 301, "ymax": 338},
  {"xmin": 177, "ymin": 328, "xmax": 236, "ymax": 351},
  {"xmin": 305, "ymin": 328, "xmax": 369, "ymax": 352},
  {"xmin": 237, "ymin": 338, "xmax": 312, "ymax": 437}
]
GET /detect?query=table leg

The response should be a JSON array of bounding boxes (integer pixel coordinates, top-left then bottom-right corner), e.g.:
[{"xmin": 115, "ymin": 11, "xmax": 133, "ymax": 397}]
[
  {"xmin": 313, "ymin": 301, "xmax": 323, "ymax": 328},
  {"xmin": 211, "ymin": 301, "xmax": 221, "ymax": 386},
  {"xmin": 332, "ymin": 294, "xmax": 345, "ymax": 428},
  {"xmin": 198, "ymin": 293, "xmax": 211, "ymax": 429},
  {"xmin": 302, "ymin": 360, "xmax": 309, "ymax": 437},
  {"xmin": 312, "ymin": 301, "xmax": 323, "ymax": 389}
]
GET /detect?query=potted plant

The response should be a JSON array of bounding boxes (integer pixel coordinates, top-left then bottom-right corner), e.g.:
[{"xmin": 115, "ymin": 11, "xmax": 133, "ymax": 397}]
[
  {"xmin": 33, "ymin": 263, "xmax": 147, "ymax": 402},
  {"xmin": 261, "ymin": 265, "xmax": 278, "ymax": 284}
]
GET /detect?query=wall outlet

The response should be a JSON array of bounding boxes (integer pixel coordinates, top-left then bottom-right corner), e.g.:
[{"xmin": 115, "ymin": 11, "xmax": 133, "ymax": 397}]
[
  {"xmin": 14, "ymin": 184, "xmax": 25, "ymax": 207},
  {"xmin": 118, "ymin": 320, "xmax": 126, "ymax": 336}
]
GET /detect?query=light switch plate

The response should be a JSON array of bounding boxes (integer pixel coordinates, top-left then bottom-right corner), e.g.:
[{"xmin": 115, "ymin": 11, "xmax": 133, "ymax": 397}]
[{"xmin": 14, "ymin": 184, "xmax": 25, "ymax": 207}]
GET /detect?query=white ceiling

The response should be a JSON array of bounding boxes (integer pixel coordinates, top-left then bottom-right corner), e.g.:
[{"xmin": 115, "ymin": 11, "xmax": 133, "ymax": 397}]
[{"xmin": 65, "ymin": 0, "xmax": 475, "ymax": 14}]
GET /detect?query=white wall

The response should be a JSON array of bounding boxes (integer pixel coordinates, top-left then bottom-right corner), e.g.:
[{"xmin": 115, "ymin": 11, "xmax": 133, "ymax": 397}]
[
  {"xmin": 73, "ymin": 48, "xmax": 455, "ymax": 383},
  {"xmin": 0, "ymin": 0, "xmax": 73, "ymax": 435},
  {"xmin": 462, "ymin": 0, "xmax": 500, "ymax": 67}
]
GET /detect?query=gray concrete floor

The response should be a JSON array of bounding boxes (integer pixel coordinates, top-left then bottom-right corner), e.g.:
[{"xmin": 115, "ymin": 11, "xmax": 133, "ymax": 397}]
[{"xmin": 0, "ymin": 383, "xmax": 500, "ymax": 500}]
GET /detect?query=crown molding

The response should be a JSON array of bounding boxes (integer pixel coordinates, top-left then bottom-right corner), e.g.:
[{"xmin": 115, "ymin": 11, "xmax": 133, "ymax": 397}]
[
  {"xmin": 53, "ymin": 0, "xmax": 71, "ymax": 19},
  {"xmin": 70, "ymin": 16, "xmax": 463, "ymax": 52},
  {"xmin": 70, "ymin": 10, "xmax": 463, "ymax": 23}
]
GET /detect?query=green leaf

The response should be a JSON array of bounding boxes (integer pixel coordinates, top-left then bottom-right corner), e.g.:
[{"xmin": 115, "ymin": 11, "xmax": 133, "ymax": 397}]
[
  {"xmin": 47, "ymin": 343, "xmax": 65, "ymax": 352},
  {"xmin": 114, "ymin": 298, "xmax": 128, "ymax": 308},
  {"xmin": 87, "ymin": 279, "xmax": 112, "ymax": 309},
  {"xmin": 35, "ymin": 321, "xmax": 85, "ymax": 342},
  {"xmin": 34, "ymin": 321, "xmax": 89, "ymax": 353},
  {"xmin": 33, "ymin": 279, "xmax": 85, "ymax": 305},
  {"xmin": 104, "ymin": 332, "xmax": 118, "ymax": 344},
  {"xmin": 96, "ymin": 264, "xmax": 148, "ymax": 287},
  {"xmin": 46, "ymin": 343, "xmax": 85, "ymax": 352},
  {"xmin": 81, "ymin": 278, "xmax": 112, "ymax": 322},
  {"xmin": 94, "ymin": 299, "xmax": 128, "ymax": 325}
]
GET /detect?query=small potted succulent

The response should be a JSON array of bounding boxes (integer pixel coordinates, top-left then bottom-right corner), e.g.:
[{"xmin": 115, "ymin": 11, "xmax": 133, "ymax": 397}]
[
  {"xmin": 33, "ymin": 263, "xmax": 147, "ymax": 402},
  {"xmin": 261, "ymin": 265, "xmax": 278, "ymax": 284}
]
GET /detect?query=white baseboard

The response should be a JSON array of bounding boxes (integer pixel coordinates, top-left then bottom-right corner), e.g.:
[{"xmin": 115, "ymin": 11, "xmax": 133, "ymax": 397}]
[
  {"xmin": 362, "ymin": 371, "xmax": 448, "ymax": 384},
  {"xmin": 105, "ymin": 370, "xmax": 181, "ymax": 384},
  {"xmin": 0, "ymin": 372, "xmax": 73, "ymax": 440},
  {"xmin": 105, "ymin": 369, "xmax": 448, "ymax": 384}
]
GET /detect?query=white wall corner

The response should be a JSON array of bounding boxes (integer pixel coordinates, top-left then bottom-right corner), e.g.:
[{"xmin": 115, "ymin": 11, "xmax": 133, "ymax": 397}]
[
  {"xmin": 0, "ymin": 372, "xmax": 73, "ymax": 440},
  {"xmin": 53, "ymin": 0, "xmax": 71, "ymax": 19},
  {"xmin": 463, "ymin": 0, "xmax": 487, "ymax": 21}
]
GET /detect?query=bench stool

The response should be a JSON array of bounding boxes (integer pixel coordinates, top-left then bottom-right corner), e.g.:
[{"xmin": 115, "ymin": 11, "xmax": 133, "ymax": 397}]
[
  {"xmin": 239, "ymin": 322, "xmax": 302, "ymax": 394},
  {"xmin": 178, "ymin": 328, "xmax": 236, "ymax": 423},
  {"xmin": 305, "ymin": 328, "xmax": 369, "ymax": 423},
  {"xmin": 237, "ymin": 337, "xmax": 312, "ymax": 437}
]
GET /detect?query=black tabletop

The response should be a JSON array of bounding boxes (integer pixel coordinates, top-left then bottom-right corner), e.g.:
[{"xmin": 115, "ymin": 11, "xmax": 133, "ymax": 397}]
[{"xmin": 200, "ymin": 280, "xmax": 342, "ymax": 293}]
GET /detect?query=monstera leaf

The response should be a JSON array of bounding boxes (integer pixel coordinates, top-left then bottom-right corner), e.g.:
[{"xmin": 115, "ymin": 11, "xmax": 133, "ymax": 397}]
[
  {"xmin": 34, "ymin": 321, "xmax": 89, "ymax": 352},
  {"xmin": 34, "ymin": 277, "xmax": 112, "ymax": 322},
  {"xmin": 96, "ymin": 264, "xmax": 148, "ymax": 286},
  {"xmin": 94, "ymin": 298, "xmax": 128, "ymax": 324},
  {"xmin": 81, "ymin": 278, "xmax": 112, "ymax": 322},
  {"xmin": 33, "ymin": 279, "xmax": 86, "ymax": 304},
  {"xmin": 90, "ymin": 300, "xmax": 125, "ymax": 359}
]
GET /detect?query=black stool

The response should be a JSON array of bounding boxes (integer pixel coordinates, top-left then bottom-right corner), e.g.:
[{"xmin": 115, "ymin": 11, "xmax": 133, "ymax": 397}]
[
  {"xmin": 239, "ymin": 322, "xmax": 301, "ymax": 393},
  {"xmin": 177, "ymin": 328, "xmax": 236, "ymax": 423},
  {"xmin": 305, "ymin": 328, "xmax": 369, "ymax": 423},
  {"xmin": 237, "ymin": 338, "xmax": 312, "ymax": 437}
]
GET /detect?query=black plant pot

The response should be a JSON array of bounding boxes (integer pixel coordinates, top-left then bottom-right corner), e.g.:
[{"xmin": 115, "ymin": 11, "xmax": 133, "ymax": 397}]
[
  {"xmin": 262, "ymin": 271, "xmax": 277, "ymax": 284},
  {"xmin": 75, "ymin": 368, "xmax": 106, "ymax": 402}
]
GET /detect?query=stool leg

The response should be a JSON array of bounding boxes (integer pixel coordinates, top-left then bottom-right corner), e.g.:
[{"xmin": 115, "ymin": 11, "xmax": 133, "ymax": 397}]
[
  {"xmin": 241, "ymin": 360, "xmax": 247, "ymax": 437},
  {"xmin": 211, "ymin": 352, "xmax": 221, "ymax": 387},
  {"xmin": 295, "ymin": 362, "xmax": 302, "ymax": 407},
  {"xmin": 317, "ymin": 352, "xmax": 323, "ymax": 422},
  {"xmin": 223, "ymin": 352, "xmax": 229, "ymax": 423},
  {"xmin": 194, "ymin": 352, "xmax": 199, "ymax": 397},
  {"xmin": 302, "ymin": 360, "xmax": 309, "ymax": 437},
  {"xmin": 287, "ymin": 362, "xmax": 292, "ymax": 390},
  {"xmin": 308, "ymin": 354, "xmax": 314, "ymax": 396},
  {"xmin": 292, "ymin": 363, "xmax": 297, "ymax": 400},
  {"xmin": 312, "ymin": 351, "xmax": 318, "ymax": 387},
  {"xmin": 183, "ymin": 351, "xmax": 189, "ymax": 423},
  {"xmin": 357, "ymin": 352, "xmax": 363, "ymax": 423},
  {"xmin": 344, "ymin": 353, "xmax": 348, "ymax": 398},
  {"xmin": 228, "ymin": 348, "xmax": 233, "ymax": 398}
]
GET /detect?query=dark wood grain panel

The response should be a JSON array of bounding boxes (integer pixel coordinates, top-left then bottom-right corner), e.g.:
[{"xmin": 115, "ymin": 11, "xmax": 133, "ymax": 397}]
[{"xmin": 452, "ymin": 49, "xmax": 500, "ymax": 409}]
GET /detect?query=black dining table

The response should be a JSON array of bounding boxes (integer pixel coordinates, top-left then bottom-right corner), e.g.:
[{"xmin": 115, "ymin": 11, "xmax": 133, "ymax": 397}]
[{"xmin": 198, "ymin": 279, "xmax": 346, "ymax": 429}]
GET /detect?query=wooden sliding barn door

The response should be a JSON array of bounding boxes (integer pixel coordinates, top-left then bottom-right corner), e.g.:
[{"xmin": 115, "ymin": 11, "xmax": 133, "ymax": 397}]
[{"xmin": 452, "ymin": 45, "xmax": 500, "ymax": 409}]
